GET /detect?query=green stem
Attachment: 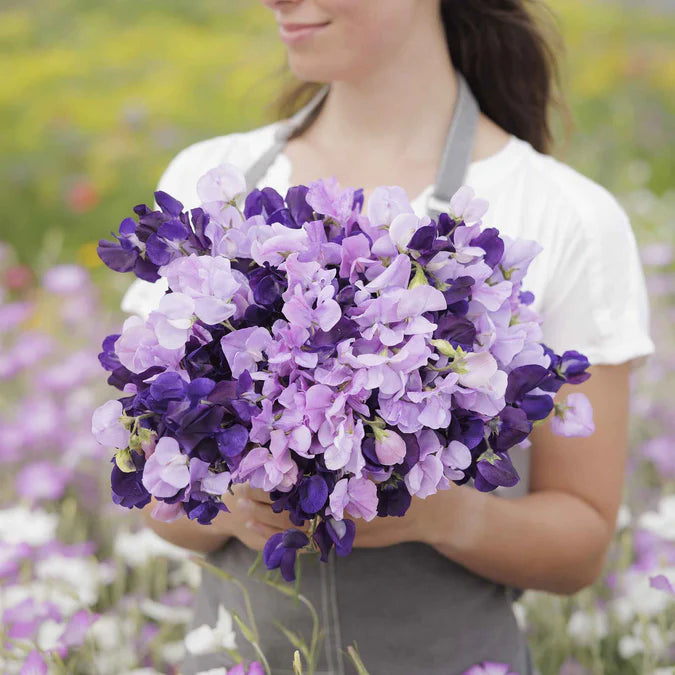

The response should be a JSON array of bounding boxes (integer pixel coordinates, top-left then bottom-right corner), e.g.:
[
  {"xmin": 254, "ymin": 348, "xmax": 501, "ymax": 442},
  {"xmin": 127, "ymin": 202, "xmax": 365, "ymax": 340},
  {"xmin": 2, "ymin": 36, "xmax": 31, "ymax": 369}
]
[{"xmin": 191, "ymin": 556, "xmax": 260, "ymax": 644}]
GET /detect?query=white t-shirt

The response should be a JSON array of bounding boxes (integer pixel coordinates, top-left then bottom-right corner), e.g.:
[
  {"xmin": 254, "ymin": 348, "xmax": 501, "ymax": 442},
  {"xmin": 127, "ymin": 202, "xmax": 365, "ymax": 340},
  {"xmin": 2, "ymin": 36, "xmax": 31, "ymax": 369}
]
[{"xmin": 122, "ymin": 120, "xmax": 655, "ymax": 370}]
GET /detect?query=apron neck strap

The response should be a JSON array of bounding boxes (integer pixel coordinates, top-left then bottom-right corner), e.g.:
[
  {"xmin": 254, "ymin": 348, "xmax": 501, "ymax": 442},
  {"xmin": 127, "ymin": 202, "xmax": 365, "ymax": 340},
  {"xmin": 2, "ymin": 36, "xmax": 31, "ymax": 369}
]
[{"xmin": 244, "ymin": 70, "xmax": 480, "ymax": 220}]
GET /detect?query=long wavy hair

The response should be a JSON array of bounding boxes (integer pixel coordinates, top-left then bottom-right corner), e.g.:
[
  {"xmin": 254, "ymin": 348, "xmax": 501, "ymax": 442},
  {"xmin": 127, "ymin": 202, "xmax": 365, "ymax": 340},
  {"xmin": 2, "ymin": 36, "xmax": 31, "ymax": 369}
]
[{"xmin": 273, "ymin": 0, "xmax": 570, "ymax": 154}]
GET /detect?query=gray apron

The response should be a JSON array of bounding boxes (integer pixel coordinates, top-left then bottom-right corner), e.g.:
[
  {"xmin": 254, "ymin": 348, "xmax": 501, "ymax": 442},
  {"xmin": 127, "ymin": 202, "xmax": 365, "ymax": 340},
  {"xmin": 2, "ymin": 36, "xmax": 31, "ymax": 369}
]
[{"xmin": 180, "ymin": 71, "xmax": 536, "ymax": 675}]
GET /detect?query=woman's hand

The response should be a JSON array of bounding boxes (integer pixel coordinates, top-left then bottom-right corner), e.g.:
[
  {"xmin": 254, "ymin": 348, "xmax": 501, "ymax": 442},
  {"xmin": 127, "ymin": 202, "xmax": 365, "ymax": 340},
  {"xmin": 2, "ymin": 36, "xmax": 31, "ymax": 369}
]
[
  {"xmin": 215, "ymin": 484, "xmax": 310, "ymax": 552},
  {"xmin": 352, "ymin": 485, "xmax": 472, "ymax": 549}
]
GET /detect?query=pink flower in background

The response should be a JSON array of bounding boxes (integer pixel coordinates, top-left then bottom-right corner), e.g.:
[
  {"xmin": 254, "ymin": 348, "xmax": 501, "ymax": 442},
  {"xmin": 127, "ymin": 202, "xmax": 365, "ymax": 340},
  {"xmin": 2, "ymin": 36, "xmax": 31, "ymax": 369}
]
[
  {"xmin": 463, "ymin": 661, "xmax": 519, "ymax": 675},
  {"xmin": 16, "ymin": 462, "xmax": 71, "ymax": 502}
]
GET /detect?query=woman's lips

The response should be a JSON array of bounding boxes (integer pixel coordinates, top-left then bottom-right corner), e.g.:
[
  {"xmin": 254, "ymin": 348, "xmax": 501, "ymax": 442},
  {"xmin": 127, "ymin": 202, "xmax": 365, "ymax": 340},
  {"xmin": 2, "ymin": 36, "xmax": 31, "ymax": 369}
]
[{"xmin": 278, "ymin": 21, "xmax": 330, "ymax": 45}]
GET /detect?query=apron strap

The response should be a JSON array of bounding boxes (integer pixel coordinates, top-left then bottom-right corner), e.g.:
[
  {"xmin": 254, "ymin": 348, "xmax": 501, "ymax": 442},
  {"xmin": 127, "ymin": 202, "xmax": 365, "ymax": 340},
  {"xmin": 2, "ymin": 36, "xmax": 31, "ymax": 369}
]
[
  {"xmin": 244, "ymin": 85, "xmax": 330, "ymax": 193},
  {"xmin": 426, "ymin": 70, "xmax": 479, "ymax": 219},
  {"xmin": 244, "ymin": 70, "xmax": 480, "ymax": 220}
]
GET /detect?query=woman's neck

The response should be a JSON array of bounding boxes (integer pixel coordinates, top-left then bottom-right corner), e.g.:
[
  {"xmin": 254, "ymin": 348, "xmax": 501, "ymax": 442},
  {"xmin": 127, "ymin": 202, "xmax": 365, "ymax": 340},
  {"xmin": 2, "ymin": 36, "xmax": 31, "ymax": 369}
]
[{"xmin": 302, "ymin": 14, "xmax": 457, "ymax": 166}]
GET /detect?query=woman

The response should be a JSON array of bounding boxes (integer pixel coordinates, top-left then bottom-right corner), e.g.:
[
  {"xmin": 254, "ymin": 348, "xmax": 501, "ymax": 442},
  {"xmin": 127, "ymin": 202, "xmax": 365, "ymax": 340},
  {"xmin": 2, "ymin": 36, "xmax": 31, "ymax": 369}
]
[{"xmin": 126, "ymin": 1, "xmax": 655, "ymax": 673}]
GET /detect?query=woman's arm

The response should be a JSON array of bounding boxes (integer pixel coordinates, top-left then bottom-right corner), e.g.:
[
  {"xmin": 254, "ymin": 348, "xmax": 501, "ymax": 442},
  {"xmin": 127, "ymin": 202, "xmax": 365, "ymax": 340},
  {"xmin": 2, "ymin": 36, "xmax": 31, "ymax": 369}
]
[
  {"xmin": 141, "ymin": 497, "xmax": 232, "ymax": 554},
  {"xmin": 141, "ymin": 485, "xmax": 309, "ymax": 554},
  {"xmin": 353, "ymin": 363, "xmax": 631, "ymax": 595}
]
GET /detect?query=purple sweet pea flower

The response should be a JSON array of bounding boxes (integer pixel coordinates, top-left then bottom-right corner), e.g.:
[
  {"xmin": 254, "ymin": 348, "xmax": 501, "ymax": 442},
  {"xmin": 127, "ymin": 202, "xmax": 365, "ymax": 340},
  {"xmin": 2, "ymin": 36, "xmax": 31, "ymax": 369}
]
[
  {"xmin": 142, "ymin": 436, "xmax": 190, "ymax": 498},
  {"xmin": 263, "ymin": 528, "xmax": 309, "ymax": 581},
  {"xmin": 551, "ymin": 392, "xmax": 595, "ymax": 437},
  {"xmin": 313, "ymin": 516, "xmax": 357, "ymax": 561}
]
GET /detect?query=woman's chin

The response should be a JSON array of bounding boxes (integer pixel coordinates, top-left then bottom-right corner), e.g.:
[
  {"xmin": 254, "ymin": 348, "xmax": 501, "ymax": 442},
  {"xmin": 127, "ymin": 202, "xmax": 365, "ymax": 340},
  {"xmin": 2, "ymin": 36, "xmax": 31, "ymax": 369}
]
[{"xmin": 286, "ymin": 52, "xmax": 352, "ymax": 84}]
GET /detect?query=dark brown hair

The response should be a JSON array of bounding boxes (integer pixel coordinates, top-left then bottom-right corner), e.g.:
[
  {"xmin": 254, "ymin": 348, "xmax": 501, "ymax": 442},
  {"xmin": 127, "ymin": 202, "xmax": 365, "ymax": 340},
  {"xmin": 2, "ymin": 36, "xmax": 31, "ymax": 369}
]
[{"xmin": 274, "ymin": 0, "xmax": 570, "ymax": 155}]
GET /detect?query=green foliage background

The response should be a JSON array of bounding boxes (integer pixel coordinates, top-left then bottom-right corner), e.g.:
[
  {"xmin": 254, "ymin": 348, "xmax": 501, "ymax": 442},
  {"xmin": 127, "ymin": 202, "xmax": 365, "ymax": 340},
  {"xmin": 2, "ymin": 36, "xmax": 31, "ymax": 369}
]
[{"xmin": 1, "ymin": 0, "xmax": 673, "ymax": 268}]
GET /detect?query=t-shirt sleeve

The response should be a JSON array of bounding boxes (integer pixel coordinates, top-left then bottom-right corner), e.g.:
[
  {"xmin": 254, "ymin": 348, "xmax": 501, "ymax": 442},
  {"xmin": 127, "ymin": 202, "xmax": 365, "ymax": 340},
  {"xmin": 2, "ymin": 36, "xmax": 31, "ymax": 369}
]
[
  {"xmin": 537, "ymin": 185, "xmax": 655, "ymax": 369},
  {"xmin": 119, "ymin": 134, "xmax": 241, "ymax": 317}
]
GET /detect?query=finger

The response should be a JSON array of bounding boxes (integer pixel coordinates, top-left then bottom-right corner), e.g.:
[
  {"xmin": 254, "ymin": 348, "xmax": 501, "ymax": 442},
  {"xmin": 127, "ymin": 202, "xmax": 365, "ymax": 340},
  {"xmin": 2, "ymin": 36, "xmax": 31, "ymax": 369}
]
[
  {"xmin": 240, "ymin": 499, "xmax": 294, "ymax": 528},
  {"xmin": 246, "ymin": 487, "xmax": 272, "ymax": 505},
  {"xmin": 245, "ymin": 519, "xmax": 284, "ymax": 541}
]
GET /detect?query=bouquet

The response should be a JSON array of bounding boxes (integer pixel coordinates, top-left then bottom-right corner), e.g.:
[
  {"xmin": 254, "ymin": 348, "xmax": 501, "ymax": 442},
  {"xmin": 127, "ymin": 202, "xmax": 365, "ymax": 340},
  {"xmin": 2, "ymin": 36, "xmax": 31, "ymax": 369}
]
[{"xmin": 93, "ymin": 164, "xmax": 594, "ymax": 583}]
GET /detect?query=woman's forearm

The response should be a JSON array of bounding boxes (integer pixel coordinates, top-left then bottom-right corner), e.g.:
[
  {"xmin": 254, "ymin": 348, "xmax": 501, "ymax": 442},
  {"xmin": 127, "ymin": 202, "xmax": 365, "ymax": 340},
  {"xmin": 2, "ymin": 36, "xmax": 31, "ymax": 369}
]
[
  {"xmin": 421, "ymin": 485, "xmax": 612, "ymax": 595},
  {"xmin": 141, "ymin": 498, "xmax": 232, "ymax": 554}
]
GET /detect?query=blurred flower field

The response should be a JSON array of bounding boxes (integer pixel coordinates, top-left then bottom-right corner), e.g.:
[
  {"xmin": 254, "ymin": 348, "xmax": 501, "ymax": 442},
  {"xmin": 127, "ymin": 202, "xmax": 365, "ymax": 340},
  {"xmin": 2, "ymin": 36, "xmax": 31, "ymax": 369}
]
[{"xmin": 0, "ymin": 0, "xmax": 674, "ymax": 673}]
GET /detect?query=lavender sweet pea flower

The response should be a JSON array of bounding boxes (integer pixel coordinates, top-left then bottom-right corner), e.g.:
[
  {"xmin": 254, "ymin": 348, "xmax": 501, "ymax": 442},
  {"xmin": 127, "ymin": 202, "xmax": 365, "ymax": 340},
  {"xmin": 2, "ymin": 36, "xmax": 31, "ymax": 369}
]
[
  {"xmin": 306, "ymin": 176, "xmax": 356, "ymax": 224},
  {"xmin": 233, "ymin": 444, "xmax": 299, "ymax": 493},
  {"xmin": 197, "ymin": 163, "xmax": 247, "ymax": 203},
  {"xmin": 404, "ymin": 440, "xmax": 443, "ymax": 499},
  {"xmin": 142, "ymin": 437, "xmax": 190, "ymax": 498},
  {"xmin": 282, "ymin": 284, "xmax": 342, "ymax": 332},
  {"xmin": 159, "ymin": 254, "xmax": 241, "ymax": 325},
  {"xmin": 373, "ymin": 428, "xmax": 407, "ymax": 465},
  {"xmin": 152, "ymin": 292, "xmax": 195, "ymax": 349},
  {"xmin": 441, "ymin": 440, "xmax": 472, "ymax": 480},
  {"xmin": 367, "ymin": 185, "xmax": 414, "ymax": 225},
  {"xmin": 220, "ymin": 327, "xmax": 273, "ymax": 378},
  {"xmin": 91, "ymin": 400, "xmax": 130, "ymax": 449},
  {"xmin": 326, "ymin": 476, "xmax": 378, "ymax": 521},
  {"xmin": 114, "ymin": 315, "xmax": 185, "ymax": 374},
  {"xmin": 449, "ymin": 185, "xmax": 489, "ymax": 223},
  {"xmin": 250, "ymin": 222, "xmax": 310, "ymax": 266},
  {"xmin": 551, "ymin": 392, "xmax": 595, "ymax": 437},
  {"xmin": 323, "ymin": 412, "xmax": 366, "ymax": 474}
]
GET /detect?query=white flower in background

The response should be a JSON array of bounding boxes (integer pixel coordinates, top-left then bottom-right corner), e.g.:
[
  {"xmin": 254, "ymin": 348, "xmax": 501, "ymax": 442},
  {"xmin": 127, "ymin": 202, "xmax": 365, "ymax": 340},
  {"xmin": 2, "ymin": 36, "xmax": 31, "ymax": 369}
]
[
  {"xmin": 88, "ymin": 614, "xmax": 133, "ymax": 651},
  {"xmin": 1, "ymin": 580, "xmax": 82, "ymax": 615},
  {"xmin": 184, "ymin": 604, "xmax": 237, "ymax": 655},
  {"xmin": 114, "ymin": 527, "xmax": 191, "ymax": 566},
  {"xmin": 196, "ymin": 669, "xmax": 229, "ymax": 675},
  {"xmin": 122, "ymin": 669, "xmax": 165, "ymax": 675},
  {"xmin": 566, "ymin": 609, "xmax": 608, "ymax": 646},
  {"xmin": 0, "ymin": 506, "xmax": 57, "ymax": 545},
  {"xmin": 612, "ymin": 570, "xmax": 672, "ymax": 622},
  {"xmin": 34, "ymin": 554, "xmax": 101, "ymax": 606},
  {"xmin": 512, "ymin": 601, "xmax": 527, "ymax": 631},
  {"xmin": 616, "ymin": 503, "xmax": 632, "ymax": 530},
  {"xmin": 171, "ymin": 558, "xmax": 203, "ymax": 589},
  {"xmin": 139, "ymin": 597, "xmax": 192, "ymax": 624},
  {"xmin": 37, "ymin": 619, "xmax": 63, "ymax": 651},
  {"xmin": 159, "ymin": 639, "xmax": 186, "ymax": 664},
  {"xmin": 639, "ymin": 495, "xmax": 675, "ymax": 541},
  {"xmin": 618, "ymin": 622, "xmax": 668, "ymax": 660}
]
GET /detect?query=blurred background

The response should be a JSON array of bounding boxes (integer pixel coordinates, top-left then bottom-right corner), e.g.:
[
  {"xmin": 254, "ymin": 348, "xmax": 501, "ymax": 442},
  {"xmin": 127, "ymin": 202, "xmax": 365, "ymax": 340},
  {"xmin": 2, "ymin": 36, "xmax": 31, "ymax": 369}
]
[{"xmin": 0, "ymin": 1, "xmax": 673, "ymax": 674}]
